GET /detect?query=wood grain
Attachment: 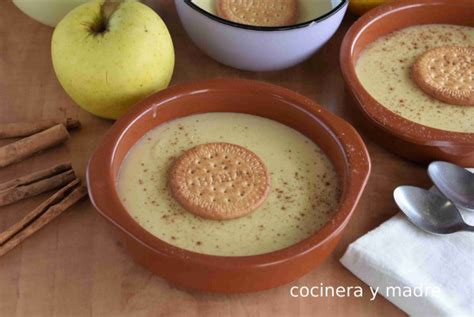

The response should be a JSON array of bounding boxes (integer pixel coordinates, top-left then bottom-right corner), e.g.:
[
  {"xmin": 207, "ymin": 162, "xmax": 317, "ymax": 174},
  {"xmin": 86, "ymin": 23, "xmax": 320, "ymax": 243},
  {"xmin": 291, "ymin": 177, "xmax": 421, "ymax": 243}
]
[{"xmin": 0, "ymin": 0, "xmax": 431, "ymax": 316}]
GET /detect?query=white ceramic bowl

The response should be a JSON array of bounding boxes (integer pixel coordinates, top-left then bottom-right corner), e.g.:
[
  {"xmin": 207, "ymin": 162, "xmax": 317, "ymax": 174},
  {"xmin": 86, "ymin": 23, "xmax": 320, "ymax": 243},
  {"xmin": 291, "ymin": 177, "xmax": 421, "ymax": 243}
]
[{"xmin": 175, "ymin": 0, "xmax": 348, "ymax": 72}]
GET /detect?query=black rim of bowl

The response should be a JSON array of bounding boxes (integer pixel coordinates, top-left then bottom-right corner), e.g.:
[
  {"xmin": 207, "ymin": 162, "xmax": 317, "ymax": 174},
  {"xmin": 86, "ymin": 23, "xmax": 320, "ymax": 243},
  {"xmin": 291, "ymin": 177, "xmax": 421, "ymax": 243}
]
[{"xmin": 183, "ymin": 0, "xmax": 348, "ymax": 31}]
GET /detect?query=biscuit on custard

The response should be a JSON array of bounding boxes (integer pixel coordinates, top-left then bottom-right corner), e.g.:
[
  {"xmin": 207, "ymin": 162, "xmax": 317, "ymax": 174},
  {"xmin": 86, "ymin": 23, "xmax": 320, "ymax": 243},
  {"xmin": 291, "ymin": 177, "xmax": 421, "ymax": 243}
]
[
  {"xmin": 412, "ymin": 46, "xmax": 474, "ymax": 107},
  {"xmin": 216, "ymin": 0, "xmax": 298, "ymax": 27},
  {"xmin": 168, "ymin": 142, "xmax": 270, "ymax": 220}
]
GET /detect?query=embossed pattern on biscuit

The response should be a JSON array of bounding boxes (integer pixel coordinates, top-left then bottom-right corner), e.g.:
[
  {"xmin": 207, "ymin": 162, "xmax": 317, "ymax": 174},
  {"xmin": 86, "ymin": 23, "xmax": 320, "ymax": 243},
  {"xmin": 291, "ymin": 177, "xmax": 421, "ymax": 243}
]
[
  {"xmin": 412, "ymin": 46, "xmax": 474, "ymax": 107},
  {"xmin": 169, "ymin": 143, "xmax": 270, "ymax": 220},
  {"xmin": 216, "ymin": 0, "xmax": 298, "ymax": 27}
]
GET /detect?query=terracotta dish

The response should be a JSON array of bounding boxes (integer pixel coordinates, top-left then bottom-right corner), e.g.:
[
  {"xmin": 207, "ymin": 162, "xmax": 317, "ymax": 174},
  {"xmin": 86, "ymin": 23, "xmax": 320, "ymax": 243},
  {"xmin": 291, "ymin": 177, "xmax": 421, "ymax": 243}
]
[
  {"xmin": 87, "ymin": 79, "xmax": 370, "ymax": 293},
  {"xmin": 340, "ymin": 0, "xmax": 474, "ymax": 166}
]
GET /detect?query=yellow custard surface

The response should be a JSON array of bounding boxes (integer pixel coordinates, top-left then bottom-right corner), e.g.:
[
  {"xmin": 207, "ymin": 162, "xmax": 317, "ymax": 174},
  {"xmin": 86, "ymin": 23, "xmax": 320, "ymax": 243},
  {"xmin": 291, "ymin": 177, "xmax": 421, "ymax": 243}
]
[
  {"xmin": 117, "ymin": 112, "xmax": 340, "ymax": 256},
  {"xmin": 356, "ymin": 24, "xmax": 474, "ymax": 133}
]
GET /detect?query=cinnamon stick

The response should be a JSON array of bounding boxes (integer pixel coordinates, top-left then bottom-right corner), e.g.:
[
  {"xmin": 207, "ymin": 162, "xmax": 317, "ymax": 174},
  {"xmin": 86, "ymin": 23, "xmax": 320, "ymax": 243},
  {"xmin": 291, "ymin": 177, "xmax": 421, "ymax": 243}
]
[
  {"xmin": 0, "ymin": 178, "xmax": 80, "ymax": 245},
  {"xmin": 0, "ymin": 162, "xmax": 71, "ymax": 191},
  {"xmin": 0, "ymin": 124, "xmax": 69, "ymax": 168},
  {"xmin": 0, "ymin": 169, "xmax": 75, "ymax": 206},
  {"xmin": 0, "ymin": 181, "xmax": 87, "ymax": 257},
  {"xmin": 0, "ymin": 118, "xmax": 80, "ymax": 139}
]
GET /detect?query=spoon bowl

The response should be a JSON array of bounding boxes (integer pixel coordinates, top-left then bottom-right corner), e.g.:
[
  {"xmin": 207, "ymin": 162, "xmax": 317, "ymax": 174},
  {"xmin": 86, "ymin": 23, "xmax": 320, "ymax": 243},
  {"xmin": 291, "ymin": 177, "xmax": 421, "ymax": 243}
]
[
  {"xmin": 393, "ymin": 186, "xmax": 474, "ymax": 234},
  {"xmin": 428, "ymin": 162, "xmax": 474, "ymax": 210}
]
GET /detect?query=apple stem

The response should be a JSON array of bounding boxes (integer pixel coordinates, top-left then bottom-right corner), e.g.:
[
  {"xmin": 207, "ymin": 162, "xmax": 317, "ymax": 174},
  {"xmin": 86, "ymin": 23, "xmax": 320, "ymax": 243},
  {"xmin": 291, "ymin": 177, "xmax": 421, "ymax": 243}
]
[{"xmin": 97, "ymin": 0, "xmax": 122, "ymax": 33}]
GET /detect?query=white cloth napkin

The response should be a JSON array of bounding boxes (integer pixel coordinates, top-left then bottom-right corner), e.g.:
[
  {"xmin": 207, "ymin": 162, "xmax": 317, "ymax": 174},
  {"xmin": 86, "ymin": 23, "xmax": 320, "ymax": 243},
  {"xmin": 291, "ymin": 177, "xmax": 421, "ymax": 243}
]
[{"xmin": 340, "ymin": 169, "xmax": 474, "ymax": 317}]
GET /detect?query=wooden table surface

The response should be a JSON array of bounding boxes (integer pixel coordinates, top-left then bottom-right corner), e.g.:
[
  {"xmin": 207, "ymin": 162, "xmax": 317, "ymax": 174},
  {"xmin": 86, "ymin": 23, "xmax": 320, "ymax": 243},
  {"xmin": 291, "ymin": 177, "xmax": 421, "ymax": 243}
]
[{"xmin": 0, "ymin": 1, "xmax": 433, "ymax": 316}]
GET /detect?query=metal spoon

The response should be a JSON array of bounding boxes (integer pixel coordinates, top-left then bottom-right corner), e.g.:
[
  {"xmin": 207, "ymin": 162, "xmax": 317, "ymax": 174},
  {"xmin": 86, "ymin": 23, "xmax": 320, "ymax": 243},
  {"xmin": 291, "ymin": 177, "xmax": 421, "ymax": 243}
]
[
  {"xmin": 393, "ymin": 186, "xmax": 474, "ymax": 234},
  {"xmin": 428, "ymin": 161, "xmax": 474, "ymax": 210}
]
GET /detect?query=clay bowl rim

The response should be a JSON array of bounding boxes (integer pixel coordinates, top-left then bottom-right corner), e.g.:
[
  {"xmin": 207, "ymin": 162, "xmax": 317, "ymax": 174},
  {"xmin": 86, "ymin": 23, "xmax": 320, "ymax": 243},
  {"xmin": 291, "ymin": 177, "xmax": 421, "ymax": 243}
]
[
  {"xmin": 183, "ymin": 0, "xmax": 349, "ymax": 32},
  {"xmin": 340, "ymin": 0, "xmax": 474, "ymax": 147},
  {"xmin": 86, "ymin": 78, "xmax": 371, "ymax": 269}
]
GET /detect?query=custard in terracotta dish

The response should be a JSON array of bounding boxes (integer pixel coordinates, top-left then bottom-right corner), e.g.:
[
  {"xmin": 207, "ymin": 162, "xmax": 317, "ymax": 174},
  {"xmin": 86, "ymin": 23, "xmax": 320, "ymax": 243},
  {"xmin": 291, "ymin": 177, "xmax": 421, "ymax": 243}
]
[
  {"xmin": 117, "ymin": 112, "xmax": 340, "ymax": 256},
  {"xmin": 356, "ymin": 24, "xmax": 474, "ymax": 133}
]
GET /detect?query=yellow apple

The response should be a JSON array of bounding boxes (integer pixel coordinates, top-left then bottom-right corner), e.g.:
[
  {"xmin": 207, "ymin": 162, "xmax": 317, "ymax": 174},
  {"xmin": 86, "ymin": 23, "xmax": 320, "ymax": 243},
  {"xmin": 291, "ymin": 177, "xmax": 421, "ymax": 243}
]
[{"xmin": 51, "ymin": 0, "xmax": 174, "ymax": 119}]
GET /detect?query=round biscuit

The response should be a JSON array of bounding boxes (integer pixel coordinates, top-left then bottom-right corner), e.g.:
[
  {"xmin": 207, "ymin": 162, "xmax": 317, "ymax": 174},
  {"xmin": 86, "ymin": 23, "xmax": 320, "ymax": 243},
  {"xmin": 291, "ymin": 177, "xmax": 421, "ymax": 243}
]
[
  {"xmin": 168, "ymin": 143, "xmax": 270, "ymax": 220},
  {"xmin": 412, "ymin": 46, "xmax": 474, "ymax": 107},
  {"xmin": 216, "ymin": 0, "xmax": 298, "ymax": 27}
]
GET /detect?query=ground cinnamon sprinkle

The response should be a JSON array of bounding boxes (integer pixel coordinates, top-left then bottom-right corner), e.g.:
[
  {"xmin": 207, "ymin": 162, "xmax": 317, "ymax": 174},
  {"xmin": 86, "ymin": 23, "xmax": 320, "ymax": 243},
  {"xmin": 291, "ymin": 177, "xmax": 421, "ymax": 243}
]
[
  {"xmin": 356, "ymin": 24, "xmax": 474, "ymax": 133},
  {"xmin": 117, "ymin": 113, "xmax": 340, "ymax": 256}
]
